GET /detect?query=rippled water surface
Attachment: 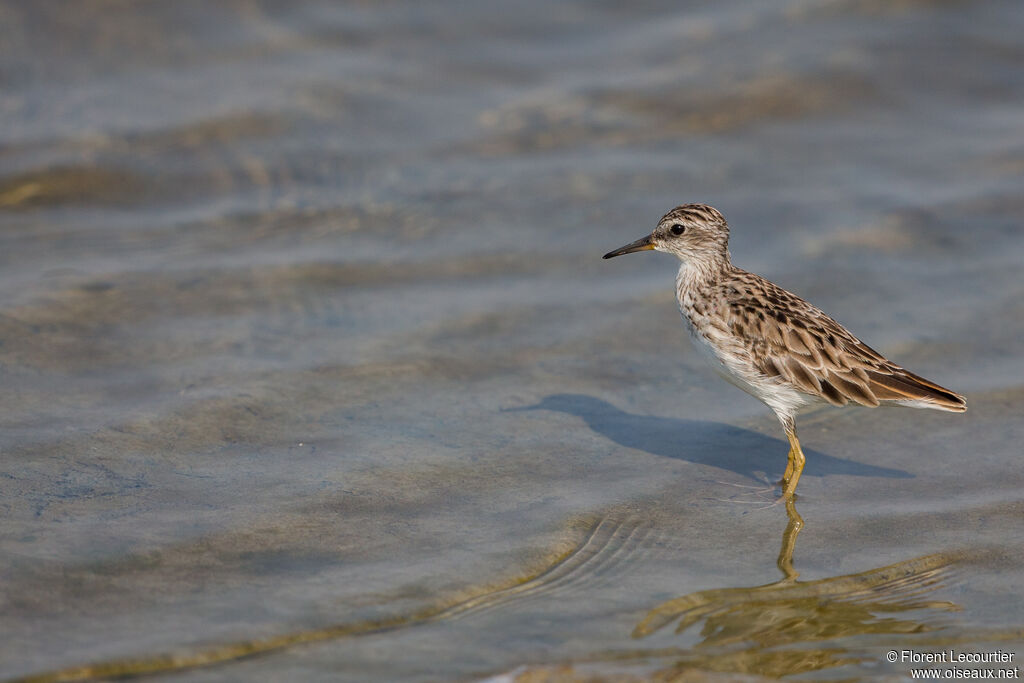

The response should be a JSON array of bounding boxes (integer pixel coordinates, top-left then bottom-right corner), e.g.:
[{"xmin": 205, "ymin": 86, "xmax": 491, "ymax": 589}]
[{"xmin": 2, "ymin": 2, "xmax": 1023, "ymax": 681}]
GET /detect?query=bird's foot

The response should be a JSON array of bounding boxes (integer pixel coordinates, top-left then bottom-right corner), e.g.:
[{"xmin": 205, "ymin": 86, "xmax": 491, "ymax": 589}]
[
  {"xmin": 713, "ymin": 477, "xmax": 799, "ymax": 508},
  {"xmin": 714, "ymin": 472, "xmax": 773, "ymax": 490},
  {"xmin": 706, "ymin": 498, "xmax": 771, "ymax": 512},
  {"xmin": 712, "ymin": 475, "xmax": 786, "ymax": 508},
  {"xmin": 716, "ymin": 480, "xmax": 774, "ymax": 491}
]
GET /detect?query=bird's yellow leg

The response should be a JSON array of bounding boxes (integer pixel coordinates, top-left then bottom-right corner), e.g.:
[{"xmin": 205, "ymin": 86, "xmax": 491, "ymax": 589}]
[
  {"xmin": 782, "ymin": 448, "xmax": 795, "ymax": 484},
  {"xmin": 781, "ymin": 428, "xmax": 806, "ymax": 499}
]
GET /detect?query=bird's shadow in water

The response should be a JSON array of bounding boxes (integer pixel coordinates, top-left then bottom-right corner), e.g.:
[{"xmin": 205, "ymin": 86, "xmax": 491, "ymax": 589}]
[{"xmin": 511, "ymin": 394, "xmax": 910, "ymax": 483}]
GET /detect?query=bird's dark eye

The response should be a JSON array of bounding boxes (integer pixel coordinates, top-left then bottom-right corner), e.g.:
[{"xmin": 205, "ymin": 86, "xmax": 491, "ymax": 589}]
[{"xmin": 670, "ymin": 224, "xmax": 685, "ymax": 236}]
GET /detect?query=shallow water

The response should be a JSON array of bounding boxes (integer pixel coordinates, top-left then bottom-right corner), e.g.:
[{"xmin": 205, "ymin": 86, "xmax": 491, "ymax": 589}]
[{"xmin": 2, "ymin": 1, "xmax": 1023, "ymax": 681}]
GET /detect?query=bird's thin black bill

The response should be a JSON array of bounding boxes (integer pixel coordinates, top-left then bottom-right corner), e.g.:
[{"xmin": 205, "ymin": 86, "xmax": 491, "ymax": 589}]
[{"xmin": 603, "ymin": 235, "xmax": 654, "ymax": 259}]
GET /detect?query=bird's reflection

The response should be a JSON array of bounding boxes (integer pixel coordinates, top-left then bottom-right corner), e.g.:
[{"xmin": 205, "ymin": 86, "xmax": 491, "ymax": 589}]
[
  {"xmin": 511, "ymin": 394, "xmax": 971, "ymax": 678},
  {"xmin": 632, "ymin": 499, "xmax": 963, "ymax": 678}
]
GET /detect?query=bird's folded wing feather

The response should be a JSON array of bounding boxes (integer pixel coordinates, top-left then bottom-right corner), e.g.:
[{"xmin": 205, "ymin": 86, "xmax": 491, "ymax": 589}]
[{"xmin": 724, "ymin": 275, "xmax": 965, "ymax": 411}]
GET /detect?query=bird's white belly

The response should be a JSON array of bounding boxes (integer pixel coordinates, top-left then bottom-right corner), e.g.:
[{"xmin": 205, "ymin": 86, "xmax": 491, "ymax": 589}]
[{"xmin": 681, "ymin": 313, "xmax": 812, "ymax": 420}]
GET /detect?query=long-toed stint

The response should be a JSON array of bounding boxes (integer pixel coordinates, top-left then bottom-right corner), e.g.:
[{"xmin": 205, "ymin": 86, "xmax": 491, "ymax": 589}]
[{"xmin": 603, "ymin": 203, "xmax": 966, "ymax": 499}]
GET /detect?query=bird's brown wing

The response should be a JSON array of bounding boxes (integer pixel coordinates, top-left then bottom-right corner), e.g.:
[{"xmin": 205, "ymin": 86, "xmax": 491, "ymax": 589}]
[{"xmin": 724, "ymin": 272, "xmax": 966, "ymax": 412}]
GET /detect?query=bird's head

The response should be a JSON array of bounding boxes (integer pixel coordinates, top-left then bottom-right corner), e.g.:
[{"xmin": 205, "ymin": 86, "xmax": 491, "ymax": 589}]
[{"xmin": 603, "ymin": 203, "xmax": 731, "ymax": 266}]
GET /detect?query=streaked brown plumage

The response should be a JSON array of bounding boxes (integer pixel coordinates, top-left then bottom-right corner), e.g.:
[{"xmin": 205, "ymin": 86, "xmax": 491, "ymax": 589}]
[
  {"xmin": 696, "ymin": 265, "xmax": 965, "ymax": 412},
  {"xmin": 603, "ymin": 203, "xmax": 966, "ymax": 498}
]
